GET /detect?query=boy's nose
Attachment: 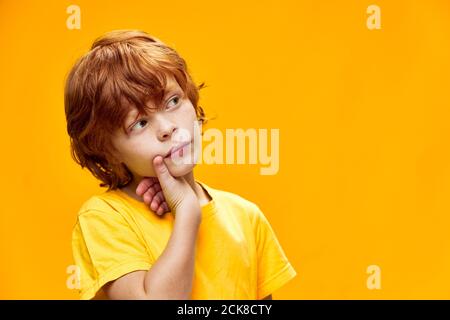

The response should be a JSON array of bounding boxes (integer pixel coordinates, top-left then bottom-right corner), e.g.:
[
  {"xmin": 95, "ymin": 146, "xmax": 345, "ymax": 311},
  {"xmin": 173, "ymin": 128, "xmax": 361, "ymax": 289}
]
[{"xmin": 156, "ymin": 119, "xmax": 177, "ymax": 141}]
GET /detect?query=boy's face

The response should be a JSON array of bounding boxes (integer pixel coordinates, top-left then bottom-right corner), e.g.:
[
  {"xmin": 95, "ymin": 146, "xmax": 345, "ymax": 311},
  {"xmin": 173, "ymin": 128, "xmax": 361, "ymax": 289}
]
[{"xmin": 111, "ymin": 76, "xmax": 199, "ymax": 180}]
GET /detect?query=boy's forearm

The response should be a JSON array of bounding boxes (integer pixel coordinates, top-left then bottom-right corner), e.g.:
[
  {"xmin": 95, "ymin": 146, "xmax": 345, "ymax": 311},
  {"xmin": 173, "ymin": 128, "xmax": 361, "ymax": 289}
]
[{"xmin": 142, "ymin": 207, "xmax": 201, "ymax": 299}]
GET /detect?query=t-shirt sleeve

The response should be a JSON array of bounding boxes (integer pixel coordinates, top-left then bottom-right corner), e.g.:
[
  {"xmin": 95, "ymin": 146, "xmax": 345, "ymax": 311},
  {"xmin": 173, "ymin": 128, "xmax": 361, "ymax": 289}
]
[
  {"xmin": 72, "ymin": 209, "xmax": 153, "ymax": 300},
  {"xmin": 253, "ymin": 204, "xmax": 297, "ymax": 299}
]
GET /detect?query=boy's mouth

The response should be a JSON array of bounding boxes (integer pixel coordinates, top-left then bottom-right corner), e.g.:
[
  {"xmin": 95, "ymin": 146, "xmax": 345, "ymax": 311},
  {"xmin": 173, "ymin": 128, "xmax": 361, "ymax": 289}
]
[{"xmin": 164, "ymin": 141, "xmax": 191, "ymax": 158}]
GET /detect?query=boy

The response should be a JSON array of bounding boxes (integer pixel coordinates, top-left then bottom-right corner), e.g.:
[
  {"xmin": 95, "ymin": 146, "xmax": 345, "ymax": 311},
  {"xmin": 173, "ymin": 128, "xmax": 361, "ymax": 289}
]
[{"xmin": 65, "ymin": 29, "xmax": 296, "ymax": 299}]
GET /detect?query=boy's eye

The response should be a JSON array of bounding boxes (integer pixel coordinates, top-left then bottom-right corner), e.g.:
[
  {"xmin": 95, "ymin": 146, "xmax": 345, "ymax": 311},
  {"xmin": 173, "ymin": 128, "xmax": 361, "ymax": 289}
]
[
  {"xmin": 167, "ymin": 96, "xmax": 180, "ymax": 108},
  {"xmin": 132, "ymin": 119, "xmax": 148, "ymax": 131}
]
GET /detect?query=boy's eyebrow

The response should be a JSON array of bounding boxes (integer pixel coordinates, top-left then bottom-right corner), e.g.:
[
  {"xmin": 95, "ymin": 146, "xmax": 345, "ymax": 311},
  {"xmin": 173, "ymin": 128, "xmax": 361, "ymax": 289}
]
[
  {"xmin": 164, "ymin": 84, "xmax": 180, "ymax": 95},
  {"xmin": 165, "ymin": 78, "xmax": 184, "ymax": 93},
  {"xmin": 124, "ymin": 109, "xmax": 140, "ymax": 127},
  {"xmin": 123, "ymin": 83, "xmax": 181, "ymax": 127}
]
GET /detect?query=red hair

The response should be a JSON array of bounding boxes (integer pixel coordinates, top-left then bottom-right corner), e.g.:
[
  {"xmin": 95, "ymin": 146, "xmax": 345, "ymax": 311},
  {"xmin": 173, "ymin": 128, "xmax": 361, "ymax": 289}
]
[{"xmin": 64, "ymin": 30, "xmax": 208, "ymax": 190}]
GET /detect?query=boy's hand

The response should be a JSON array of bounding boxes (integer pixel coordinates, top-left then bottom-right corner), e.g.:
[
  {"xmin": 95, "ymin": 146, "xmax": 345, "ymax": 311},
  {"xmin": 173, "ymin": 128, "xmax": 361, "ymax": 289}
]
[
  {"xmin": 151, "ymin": 155, "xmax": 201, "ymax": 220},
  {"xmin": 136, "ymin": 177, "xmax": 170, "ymax": 216}
]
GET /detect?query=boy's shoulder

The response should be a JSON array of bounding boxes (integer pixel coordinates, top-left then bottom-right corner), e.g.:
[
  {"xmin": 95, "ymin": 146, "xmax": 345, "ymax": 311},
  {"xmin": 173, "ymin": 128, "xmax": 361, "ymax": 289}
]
[
  {"xmin": 76, "ymin": 190, "xmax": 125, "ymax": 217},
  {"xmin": 76, "ymin": 181, "xmax": 264, "ymax": 220}
]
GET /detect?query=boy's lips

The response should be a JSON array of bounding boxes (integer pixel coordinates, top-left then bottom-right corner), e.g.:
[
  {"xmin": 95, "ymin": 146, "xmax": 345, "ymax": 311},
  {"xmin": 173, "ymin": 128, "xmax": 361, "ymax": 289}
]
[{"xmin": 164, "ymin": 141, "xmax": 191, "ymax": 158}]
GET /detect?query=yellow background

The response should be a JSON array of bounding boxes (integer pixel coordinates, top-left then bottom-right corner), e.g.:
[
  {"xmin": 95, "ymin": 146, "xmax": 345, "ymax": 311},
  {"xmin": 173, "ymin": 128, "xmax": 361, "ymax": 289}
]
[{"xmin": 1, "ymin": 0, "xmax": 450, "ymax": 299}]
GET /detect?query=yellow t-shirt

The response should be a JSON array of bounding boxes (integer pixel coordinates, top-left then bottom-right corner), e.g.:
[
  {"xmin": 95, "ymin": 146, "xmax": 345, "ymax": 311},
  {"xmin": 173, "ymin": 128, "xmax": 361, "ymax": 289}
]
[{"xmin": 71, "ymin": 180, "xmax": 297, "ymax": 299}]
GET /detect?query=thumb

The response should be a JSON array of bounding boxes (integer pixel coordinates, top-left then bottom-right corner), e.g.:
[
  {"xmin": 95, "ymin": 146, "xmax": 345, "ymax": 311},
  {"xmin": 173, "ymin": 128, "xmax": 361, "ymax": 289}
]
[{"xmin": 153, "ymin": 156, "xmax": 174, "ymax": 187}]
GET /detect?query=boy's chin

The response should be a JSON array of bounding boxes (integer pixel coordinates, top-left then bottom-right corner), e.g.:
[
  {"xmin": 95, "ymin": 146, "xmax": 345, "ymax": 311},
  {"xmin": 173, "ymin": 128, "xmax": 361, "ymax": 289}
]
[{"xmin": 164, "ymin": 160, "xmax": 196, "ymax": 177}]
